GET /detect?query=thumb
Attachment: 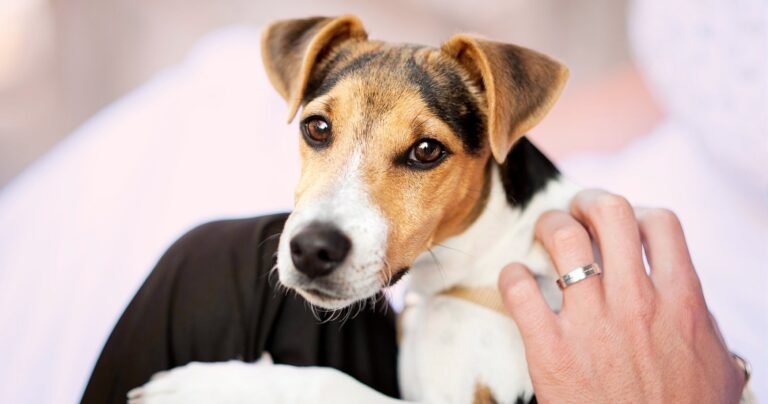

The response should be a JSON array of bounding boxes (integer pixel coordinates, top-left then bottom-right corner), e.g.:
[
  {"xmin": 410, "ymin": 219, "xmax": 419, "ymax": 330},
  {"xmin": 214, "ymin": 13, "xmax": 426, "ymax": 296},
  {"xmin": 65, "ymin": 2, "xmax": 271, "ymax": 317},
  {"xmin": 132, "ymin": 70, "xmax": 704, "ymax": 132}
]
[{"xmin": 498, "ymin": 263, "xmax": 559, "ymax": 347}]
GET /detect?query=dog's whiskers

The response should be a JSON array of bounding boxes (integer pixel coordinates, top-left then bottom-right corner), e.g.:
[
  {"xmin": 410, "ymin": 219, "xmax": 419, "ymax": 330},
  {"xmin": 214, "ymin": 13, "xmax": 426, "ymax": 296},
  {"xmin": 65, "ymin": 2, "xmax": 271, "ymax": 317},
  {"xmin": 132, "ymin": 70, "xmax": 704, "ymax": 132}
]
[
  {"xmin": 433, "ymin": 243, "xmax": 473, "ymax": 257},
  {"xmin": 307, "ymin": 300, "xmax": 326, "ymax": 323},
  {"xmin": 377, "ymin": 289, "xmax": 392, "ymax": 316},
  {"xmin": 267, "ymin": 262, "xmax": 282, "ymax": 288},
  {"xmin": 427, "ymin": 247, "xmax": 448, "ymax": 288},
  {"xmin": 382, "ymin": 255, "xmax": 394, "ymax": 287}
]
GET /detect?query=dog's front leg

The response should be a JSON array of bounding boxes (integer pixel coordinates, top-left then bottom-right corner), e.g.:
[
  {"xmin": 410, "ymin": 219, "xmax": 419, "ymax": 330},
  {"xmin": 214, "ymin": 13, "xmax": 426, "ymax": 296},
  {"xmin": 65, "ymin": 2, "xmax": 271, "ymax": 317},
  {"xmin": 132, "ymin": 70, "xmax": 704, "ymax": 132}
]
[{"xmin": 128, "ymin": 360, "xmax": 403, "ymax": 404}]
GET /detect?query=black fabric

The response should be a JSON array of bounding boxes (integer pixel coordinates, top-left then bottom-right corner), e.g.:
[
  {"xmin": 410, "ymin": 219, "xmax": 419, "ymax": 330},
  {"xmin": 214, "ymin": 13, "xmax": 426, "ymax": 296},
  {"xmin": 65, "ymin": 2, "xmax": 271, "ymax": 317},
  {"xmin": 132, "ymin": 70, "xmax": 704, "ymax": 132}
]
[{"xmin": 81, "ymin": 213, "xmax": 400, "ymax": 403}]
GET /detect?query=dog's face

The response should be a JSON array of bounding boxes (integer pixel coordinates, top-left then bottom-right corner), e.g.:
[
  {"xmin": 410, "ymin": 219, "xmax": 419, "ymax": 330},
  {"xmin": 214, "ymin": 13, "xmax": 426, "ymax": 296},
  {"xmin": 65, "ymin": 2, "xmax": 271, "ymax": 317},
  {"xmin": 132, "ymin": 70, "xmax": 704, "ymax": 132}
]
[{"xmin": 262, "ymin": 16, "xmax": 568, "ymax": 309}]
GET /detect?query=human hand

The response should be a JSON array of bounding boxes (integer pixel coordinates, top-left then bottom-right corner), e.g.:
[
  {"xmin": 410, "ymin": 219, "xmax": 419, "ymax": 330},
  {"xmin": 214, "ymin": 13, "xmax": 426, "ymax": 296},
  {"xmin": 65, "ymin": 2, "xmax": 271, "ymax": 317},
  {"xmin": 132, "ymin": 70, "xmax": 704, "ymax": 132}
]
[{"xmin": 498, "ymin": 190, "xmax": 746, "ymax": 403}]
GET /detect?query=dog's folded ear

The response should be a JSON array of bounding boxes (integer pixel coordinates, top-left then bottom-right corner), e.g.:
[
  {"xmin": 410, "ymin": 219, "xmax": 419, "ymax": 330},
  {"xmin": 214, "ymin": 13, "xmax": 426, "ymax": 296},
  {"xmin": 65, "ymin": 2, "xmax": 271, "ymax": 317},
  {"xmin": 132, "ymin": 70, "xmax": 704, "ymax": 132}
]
[
  {"xmin": 441, "ymin": 35, "xmax": 569, "ymax": 163},
  {"xmin": 261, "ymin": 15, "xmax": 368, "ymax": 122}
]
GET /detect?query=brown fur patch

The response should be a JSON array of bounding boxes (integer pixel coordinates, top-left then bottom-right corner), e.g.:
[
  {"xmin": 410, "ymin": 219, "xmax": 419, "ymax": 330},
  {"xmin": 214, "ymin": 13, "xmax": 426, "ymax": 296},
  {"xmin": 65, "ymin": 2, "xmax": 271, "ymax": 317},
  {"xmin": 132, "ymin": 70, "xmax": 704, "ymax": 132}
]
[
  {"xmin": 442, "ymin": 35, "xmax": 569, "ymax": 163},
  {"xmin": 261, "ymin": 15, "xmax": 368, "ymax": 120},
  {"xmin": 473, "ymin": 382, "xmax": 498, "ymax": 404}
]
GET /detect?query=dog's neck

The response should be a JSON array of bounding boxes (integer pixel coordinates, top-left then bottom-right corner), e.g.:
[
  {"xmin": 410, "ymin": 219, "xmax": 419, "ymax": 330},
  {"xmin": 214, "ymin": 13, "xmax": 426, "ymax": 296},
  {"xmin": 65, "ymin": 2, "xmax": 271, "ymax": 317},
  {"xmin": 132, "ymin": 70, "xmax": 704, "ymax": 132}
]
[{"xmin": 408, "ymin": 163, "xmax": 578, "ymax": 302}]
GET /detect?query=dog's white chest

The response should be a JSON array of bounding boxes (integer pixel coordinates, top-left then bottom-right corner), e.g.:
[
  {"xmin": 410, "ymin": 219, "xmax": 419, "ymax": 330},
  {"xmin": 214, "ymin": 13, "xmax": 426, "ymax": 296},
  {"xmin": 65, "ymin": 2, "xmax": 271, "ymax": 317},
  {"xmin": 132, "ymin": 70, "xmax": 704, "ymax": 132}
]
[{"xmin": 398, "ymin": 296, "xmax": 533, "ymax": 403}]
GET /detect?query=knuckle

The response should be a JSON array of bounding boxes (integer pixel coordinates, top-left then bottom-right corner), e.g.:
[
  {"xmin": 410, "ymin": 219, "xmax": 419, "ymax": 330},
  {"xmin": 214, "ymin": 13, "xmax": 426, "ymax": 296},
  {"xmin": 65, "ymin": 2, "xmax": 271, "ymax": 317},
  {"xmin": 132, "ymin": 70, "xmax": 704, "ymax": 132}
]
[
  {"xmin": 672, "ymin": 300, "xmax": 709, "ymax": 337},
  {"xmin": 589, "ymin": 193, "xmax": 633, "ymax": 220},
  {"xmin": 504, "ymin": 274, "xmax": 536, "ymax": 298},
  {"xmin": 676, "ymin": 289, "xmax": 706, "ymax": 318},
  {"xmin": 539, "ymin": 209, "xmax": 562, "ymax": 223},
  {"xmin": 501, "ymin": 262, "xmax": 527, "ymax": 274},
  {"xmin": 550, "ymin": 224, "xmax": 589, "ymax": 251},
  {"xmin": 502, "ymin": 273, "xmax": 537, "ymax": 305},
  {"xmin": 500, "ymin": 263, "xmax": 528, "ymax": 289},
  {"xmin": 643, "ymin": 207, "xmax": 681, "ymax": 229}
]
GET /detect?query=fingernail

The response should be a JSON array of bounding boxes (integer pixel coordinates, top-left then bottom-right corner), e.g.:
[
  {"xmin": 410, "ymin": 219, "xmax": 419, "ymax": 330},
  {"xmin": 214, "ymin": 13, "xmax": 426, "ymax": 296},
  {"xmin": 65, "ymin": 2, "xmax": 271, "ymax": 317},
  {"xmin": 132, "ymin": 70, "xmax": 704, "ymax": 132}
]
[{"xmin": 498, "ymin": 264, "xmax": 518, "ymax": 291}]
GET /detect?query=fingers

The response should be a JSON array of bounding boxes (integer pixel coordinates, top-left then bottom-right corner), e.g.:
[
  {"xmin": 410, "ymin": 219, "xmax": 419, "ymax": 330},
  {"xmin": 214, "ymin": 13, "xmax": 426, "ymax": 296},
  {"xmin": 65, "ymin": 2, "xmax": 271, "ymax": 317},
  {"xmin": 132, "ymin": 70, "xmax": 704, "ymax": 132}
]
[
  {"xmin": 635, "ymin": 207, "xmax": 705, "ymax": 304},
  {"xmin": 570, "ymin": 190, "xmax": 651, "ymax": 301},
  {"xmin": 499, "ymin": 263, "xmax": 560, "ymax": 349},
  {"xmin": 535, "ymin": 210, "xmax": 604, "ymax": 312}
]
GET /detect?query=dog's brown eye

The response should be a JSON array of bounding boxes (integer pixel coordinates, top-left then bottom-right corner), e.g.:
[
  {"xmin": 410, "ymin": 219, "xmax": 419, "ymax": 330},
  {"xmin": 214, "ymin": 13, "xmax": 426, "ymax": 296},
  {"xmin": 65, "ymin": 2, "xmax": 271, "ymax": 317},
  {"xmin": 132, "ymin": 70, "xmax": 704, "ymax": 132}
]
[
  {"xmin": 302, "ymin": 116, "xmax": 331, "ymax": 147},
  {"xmin": 407, "ymin": 139, "xmax": 447, "ymax": 169}
]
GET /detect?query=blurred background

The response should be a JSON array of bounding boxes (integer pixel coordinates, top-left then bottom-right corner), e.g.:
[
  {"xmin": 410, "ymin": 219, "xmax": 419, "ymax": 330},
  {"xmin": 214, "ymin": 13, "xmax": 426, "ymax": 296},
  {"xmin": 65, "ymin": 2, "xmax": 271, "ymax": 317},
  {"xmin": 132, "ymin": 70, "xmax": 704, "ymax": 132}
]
[{"xmin": 0, "ymin": 0, "xmax": 765, "ymax": 403}]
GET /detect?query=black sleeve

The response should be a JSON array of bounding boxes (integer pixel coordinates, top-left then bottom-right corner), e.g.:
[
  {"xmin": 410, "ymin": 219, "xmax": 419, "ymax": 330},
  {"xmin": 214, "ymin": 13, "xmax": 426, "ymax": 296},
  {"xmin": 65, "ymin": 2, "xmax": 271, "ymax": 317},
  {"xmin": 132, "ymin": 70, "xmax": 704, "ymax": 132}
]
[{"xmin": 81, "ymin": 213, "xmax": 399, "ymax": 403}]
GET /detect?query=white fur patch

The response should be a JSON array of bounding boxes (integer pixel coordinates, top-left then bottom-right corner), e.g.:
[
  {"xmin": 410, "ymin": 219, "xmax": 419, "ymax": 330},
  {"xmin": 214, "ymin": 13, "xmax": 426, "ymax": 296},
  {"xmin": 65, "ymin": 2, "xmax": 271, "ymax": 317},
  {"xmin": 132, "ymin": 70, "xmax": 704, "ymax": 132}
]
[
  {"xmin": 130, "ymin": 361, "xmax": 401, "ymax": 404},
  {"xmin": 276, "ymin": 148, "xmax": 389, "ymax": 309}
]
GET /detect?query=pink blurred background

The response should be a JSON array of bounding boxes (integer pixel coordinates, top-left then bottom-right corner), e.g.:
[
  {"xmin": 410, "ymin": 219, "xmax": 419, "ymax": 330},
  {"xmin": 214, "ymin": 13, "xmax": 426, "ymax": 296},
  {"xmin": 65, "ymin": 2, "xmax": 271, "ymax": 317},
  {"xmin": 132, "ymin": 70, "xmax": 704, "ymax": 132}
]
[{"xmin": 0, "ymin": 0, "xmax": 765, "ymax": 403}]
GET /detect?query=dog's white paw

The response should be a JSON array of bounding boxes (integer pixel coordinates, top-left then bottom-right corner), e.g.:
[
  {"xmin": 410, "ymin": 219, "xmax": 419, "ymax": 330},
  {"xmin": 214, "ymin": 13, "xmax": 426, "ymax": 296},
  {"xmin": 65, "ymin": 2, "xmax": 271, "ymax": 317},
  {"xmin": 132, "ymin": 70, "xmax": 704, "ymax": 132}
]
[{"xmin": 127, "ymin": 360, "xmax": 316, "ymax": 404}]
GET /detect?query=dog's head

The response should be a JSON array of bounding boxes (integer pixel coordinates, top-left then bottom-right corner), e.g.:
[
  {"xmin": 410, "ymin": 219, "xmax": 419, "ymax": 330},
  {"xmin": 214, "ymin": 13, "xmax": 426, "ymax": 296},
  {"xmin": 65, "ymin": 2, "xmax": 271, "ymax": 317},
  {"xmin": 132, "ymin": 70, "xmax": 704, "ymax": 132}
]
[{"xmin": 262, "ymin": 15, "xmax": 568, "ymax": 309}]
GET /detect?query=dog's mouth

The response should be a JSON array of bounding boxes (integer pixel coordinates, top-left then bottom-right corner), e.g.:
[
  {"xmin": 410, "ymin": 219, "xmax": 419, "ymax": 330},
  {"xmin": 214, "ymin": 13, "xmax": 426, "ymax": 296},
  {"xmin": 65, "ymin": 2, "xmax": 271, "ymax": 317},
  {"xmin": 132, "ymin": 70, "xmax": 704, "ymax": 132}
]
[
  {"xmin": 296, "ymin": 286, "xmax": 360, "ymax": 309},
  {"xmin": 303, "ymin": 287, "xmax": 340, "ymax": 300},
  {"xmin": 386, "ymin": 267, "xmax": 410, "ymax": 287}
]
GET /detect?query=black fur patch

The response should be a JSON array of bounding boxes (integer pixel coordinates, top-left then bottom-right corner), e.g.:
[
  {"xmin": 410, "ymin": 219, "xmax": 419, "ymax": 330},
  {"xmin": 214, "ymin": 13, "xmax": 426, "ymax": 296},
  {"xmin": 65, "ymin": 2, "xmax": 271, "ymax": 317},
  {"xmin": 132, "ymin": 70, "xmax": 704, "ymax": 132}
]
[
  {"xmin": 303, "ymin": 50, "xmax": 384, "ymax": 103},
  {"xmin": 301, "ymin": 46, "xmax": 353, "ymax": 100},
  {"xmin": 404, "ymin": 56, "xmax": 485, "ymax": 154},
  {"xmin": 499, "ymin": 137, "xmax": 560, "ymax": 208}
]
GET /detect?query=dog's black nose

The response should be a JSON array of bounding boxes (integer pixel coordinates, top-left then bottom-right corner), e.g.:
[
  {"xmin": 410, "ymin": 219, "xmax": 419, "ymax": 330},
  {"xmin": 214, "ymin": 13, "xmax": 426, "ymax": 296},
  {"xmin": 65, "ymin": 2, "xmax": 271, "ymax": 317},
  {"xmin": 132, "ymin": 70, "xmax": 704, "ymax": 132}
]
[{"xmin": 290, "ymin": 223, "xmax": 351, "ymax": 278}]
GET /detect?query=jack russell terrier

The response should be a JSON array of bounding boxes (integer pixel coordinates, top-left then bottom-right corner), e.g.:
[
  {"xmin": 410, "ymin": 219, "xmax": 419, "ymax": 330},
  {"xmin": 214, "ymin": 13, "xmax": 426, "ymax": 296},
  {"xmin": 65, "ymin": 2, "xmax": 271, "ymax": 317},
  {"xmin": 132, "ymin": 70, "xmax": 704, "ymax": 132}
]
[{"xmin": 131, "ymin": 15, "xmax": 580, "ymax": 404}]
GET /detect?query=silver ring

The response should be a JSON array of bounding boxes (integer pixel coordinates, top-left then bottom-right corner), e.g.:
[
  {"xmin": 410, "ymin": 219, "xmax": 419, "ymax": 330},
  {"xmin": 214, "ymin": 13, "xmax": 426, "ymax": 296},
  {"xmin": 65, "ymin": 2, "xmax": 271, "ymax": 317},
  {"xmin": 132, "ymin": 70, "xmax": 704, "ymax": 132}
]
[{"xmin": 556, "ymin": 263, "xmax": 602, "ymax": 290}]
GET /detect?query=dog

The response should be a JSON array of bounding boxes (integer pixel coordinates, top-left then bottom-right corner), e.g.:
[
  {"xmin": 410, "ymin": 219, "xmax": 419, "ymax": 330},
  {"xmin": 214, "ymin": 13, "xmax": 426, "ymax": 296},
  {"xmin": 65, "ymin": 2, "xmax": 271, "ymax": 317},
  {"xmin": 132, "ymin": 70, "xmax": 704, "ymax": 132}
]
[{"xmin": 131, "ymin": 15, "xmax": 579, "ymax": 404}]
